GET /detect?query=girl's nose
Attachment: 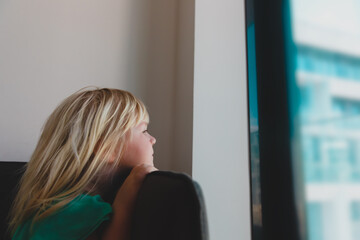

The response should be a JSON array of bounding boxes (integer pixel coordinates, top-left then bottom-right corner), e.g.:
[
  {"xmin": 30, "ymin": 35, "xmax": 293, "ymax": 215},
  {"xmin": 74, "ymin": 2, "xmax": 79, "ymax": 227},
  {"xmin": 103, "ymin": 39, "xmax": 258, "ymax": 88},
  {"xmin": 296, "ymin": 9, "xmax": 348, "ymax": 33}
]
[{"xmin": 150, "ymin": 136, "xmax": 156, "ymax": 145}]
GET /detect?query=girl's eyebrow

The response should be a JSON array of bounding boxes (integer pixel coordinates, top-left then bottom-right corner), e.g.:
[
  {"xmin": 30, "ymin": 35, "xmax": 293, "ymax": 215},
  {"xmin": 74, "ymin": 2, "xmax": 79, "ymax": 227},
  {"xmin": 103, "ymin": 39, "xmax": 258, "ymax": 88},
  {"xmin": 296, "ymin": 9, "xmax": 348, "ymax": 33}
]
[{"xmin": 139, "ymin": 122, "xmax": 148, "ymax": 127}]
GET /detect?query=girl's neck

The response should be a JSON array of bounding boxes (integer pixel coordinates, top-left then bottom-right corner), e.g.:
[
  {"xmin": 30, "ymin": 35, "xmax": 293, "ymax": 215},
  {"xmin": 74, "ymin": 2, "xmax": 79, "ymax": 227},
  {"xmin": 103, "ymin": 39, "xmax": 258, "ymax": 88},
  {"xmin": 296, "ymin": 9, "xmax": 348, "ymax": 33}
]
[{"xmin": 85, "ymin": 168, "xmax": 132, "ymax": 203}]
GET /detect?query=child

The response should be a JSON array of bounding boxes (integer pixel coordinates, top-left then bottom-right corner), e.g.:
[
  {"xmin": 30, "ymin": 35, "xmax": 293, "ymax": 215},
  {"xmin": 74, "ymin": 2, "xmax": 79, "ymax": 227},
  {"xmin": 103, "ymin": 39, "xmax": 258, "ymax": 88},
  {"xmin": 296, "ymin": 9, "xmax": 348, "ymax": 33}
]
[{"xmin": 8, "ymin": 88, "xmax": 157, "ymax": 240}]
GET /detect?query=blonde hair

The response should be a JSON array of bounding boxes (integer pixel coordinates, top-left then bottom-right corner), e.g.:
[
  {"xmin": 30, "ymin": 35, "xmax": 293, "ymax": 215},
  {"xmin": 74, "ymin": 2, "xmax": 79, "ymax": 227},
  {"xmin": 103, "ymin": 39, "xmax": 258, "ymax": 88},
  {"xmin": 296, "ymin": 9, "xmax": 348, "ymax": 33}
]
[{"xmin": 9, "ymin": 87, "xmax": 149, "ymax": 234}]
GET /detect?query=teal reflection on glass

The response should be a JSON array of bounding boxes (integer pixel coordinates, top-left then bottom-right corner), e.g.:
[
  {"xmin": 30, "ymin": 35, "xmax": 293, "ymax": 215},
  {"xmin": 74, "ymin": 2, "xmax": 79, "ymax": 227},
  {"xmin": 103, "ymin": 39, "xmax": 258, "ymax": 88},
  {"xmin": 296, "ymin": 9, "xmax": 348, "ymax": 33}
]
[
  {"xmin": 247, "ymin": 10, "xmax": 262, "ymax": 231},
  {"xmin": 248, "ymin": 23, "xmax": 258, "ymax": 129}
]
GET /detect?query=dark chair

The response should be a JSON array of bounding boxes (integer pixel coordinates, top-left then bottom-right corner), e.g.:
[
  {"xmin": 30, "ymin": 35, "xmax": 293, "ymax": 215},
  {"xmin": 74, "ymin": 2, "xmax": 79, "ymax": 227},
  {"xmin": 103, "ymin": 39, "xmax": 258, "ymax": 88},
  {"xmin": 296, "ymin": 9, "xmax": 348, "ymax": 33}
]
[
  {"xmin": 0, "ymin": 162, "xmax": 26, "ymax": 240},
  {"xmin": 131, "ymin": 171, "xmax": 208, "ymax": 240},
  {"xmin": 0, "ymin": 162, "xmax": 208, "ymax": 240}
]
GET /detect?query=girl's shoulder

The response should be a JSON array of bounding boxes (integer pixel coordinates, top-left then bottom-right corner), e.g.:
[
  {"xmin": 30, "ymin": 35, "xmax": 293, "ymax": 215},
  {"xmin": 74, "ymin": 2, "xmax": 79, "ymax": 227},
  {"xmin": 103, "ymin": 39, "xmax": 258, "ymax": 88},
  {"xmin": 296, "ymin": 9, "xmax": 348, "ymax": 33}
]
[
  {"xmin": 13, "ymin": 194, "xmax": 112, "ymax": 240},
  {"xmin": 68, "ymin": 194, "xmax": 113, "ymax": 215}
]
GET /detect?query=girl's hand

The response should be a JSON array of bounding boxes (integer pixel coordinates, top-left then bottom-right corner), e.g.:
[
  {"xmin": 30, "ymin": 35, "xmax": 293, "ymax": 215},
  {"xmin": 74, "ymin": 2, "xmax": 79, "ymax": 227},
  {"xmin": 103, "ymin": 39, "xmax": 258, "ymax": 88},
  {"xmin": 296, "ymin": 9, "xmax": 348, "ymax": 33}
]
[
  {"xmin": 112, "ymin": 164, "xmax": 157, "ymax": 213},
  {"xmin": 101, "ymin": 164, "xmax": 157, "ymax": 240}
]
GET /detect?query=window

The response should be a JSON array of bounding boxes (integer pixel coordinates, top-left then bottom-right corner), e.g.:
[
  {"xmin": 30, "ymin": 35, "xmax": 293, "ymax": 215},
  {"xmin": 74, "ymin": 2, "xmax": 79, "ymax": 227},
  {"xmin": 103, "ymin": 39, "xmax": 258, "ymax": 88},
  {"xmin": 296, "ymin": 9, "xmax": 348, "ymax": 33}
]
[{"xmin": 246, "ymin": 0, "xmax": 360, "ymax": 239}]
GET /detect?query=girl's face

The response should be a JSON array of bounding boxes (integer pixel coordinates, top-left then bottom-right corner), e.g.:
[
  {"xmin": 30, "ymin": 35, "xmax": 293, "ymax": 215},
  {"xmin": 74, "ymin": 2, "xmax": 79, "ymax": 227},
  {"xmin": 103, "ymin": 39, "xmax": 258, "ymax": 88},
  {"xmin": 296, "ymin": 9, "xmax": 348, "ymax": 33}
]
[{"xmin": 121, "ymin": 121, "xmax": 156, "ymax": 168}]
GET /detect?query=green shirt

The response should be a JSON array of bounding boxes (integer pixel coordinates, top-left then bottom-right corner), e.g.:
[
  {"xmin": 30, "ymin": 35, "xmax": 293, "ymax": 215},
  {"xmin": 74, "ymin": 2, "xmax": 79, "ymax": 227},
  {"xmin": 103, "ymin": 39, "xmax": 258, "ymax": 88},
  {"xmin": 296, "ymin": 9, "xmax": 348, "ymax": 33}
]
[{"xmin": 13, "ymin": 194, "xmax": 113, "ymax": 240}]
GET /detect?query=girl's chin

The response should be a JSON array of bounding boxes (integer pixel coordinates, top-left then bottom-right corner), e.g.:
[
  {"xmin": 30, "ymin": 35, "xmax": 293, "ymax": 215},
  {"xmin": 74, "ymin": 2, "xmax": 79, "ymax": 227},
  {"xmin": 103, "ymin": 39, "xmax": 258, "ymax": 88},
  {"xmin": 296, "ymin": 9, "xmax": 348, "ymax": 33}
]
[{"xmin": 119, "ymin": 160, "xmax": 154, "ymax": 170}]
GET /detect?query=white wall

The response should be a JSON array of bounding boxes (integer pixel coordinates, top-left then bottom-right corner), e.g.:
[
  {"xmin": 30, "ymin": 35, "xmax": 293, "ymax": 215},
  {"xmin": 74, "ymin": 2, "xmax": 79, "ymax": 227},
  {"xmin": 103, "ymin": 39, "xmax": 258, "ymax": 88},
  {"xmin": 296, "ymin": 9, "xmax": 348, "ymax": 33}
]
[
  {"xmin": 0, "ymin": 0, "xmax": 183, "ymax": 172},
  {"xmin": 193, "ymin": 0, "xmax": 251, "ymax": 239}
]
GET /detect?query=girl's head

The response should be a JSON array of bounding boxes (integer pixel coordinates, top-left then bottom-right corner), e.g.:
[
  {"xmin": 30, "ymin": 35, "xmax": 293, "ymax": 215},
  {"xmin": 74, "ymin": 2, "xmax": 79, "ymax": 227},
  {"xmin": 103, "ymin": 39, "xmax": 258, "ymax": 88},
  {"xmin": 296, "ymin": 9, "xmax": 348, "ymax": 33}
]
[{"xmin": 10, "ymin": 87, "xmax": 155, "ymax": 233}]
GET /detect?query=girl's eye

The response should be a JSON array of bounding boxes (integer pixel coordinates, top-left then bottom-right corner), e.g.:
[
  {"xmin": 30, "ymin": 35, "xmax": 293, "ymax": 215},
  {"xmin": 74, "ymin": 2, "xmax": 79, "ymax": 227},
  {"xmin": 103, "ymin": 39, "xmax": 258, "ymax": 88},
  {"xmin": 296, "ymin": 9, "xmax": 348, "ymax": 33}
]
[{"xmin": 143, "ymin": 130, "xmax": 148, "ymax": 134}]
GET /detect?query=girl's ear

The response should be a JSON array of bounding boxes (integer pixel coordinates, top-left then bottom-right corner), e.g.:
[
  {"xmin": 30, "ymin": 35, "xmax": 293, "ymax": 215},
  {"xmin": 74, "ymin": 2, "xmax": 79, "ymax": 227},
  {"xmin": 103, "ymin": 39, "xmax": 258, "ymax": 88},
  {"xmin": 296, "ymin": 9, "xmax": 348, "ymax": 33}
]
[
  {"xmin": 107, "ymin": 154, "xmax": 116, "ymax": 164},
  {"xmin": 106, "ymin": 140, "xmax": 125, "ymax": 164},
  {"xmin": 93, "ymin": 140, "xmax": 114, "ymax": 163}
]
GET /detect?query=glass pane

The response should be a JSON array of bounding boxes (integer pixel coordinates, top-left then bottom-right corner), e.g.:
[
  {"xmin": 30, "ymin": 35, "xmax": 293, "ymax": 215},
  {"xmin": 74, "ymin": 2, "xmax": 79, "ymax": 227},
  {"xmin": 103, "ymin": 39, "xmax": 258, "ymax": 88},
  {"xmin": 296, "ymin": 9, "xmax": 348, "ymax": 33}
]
[
  {"xmin": 289, "ymin": 0, "xmax": 360, "ymax": 239},
  {"xmin": 246, "ymin": 0, "xmax": 262, "ymax": 239},
  {"xmin": 247, "ymin": 16, "xmax": 263, "ymax": 240}
]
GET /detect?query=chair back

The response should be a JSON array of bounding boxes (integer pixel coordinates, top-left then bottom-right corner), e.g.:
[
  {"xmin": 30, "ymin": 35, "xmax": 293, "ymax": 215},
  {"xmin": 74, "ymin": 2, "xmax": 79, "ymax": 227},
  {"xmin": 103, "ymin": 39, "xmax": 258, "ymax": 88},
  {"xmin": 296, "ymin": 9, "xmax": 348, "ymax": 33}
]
[
  {"xmin": 131, "ymin": 171, "xmax": 209, "ymax": 240},
  {"xmin": 0, "ymin": 162, "xmax": 26, "ymax": 240}
]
